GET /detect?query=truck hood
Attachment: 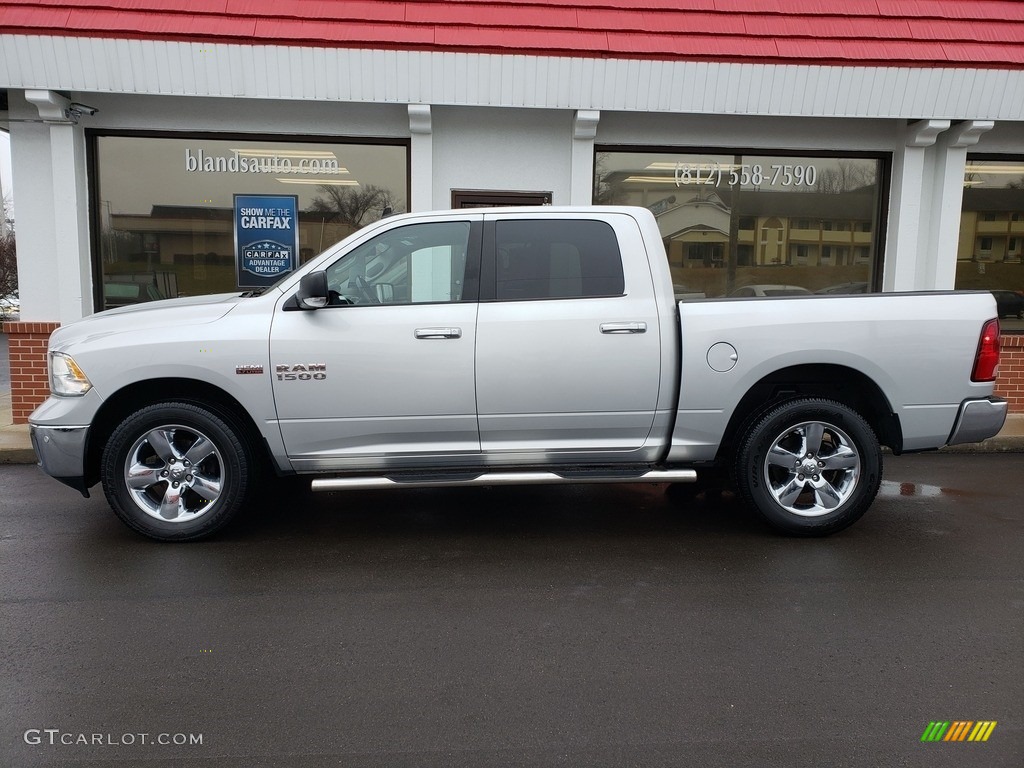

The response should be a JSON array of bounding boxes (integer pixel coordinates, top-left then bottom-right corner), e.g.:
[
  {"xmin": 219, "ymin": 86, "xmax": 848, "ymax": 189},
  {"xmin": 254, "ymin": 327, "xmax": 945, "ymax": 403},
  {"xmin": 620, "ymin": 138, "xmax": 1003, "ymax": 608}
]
[{"xmin": 49, "ymin": 292, "xmax": 249, "ymax": 351}]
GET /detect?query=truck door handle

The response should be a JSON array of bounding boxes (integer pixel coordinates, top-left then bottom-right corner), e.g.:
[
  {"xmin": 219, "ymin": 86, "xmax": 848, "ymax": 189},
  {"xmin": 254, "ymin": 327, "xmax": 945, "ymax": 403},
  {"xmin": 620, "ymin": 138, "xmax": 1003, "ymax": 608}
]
[
  {"xmin": 415, "ymin": 327, "xmax": 462, "ymax": 339},
  {"xmin": 600, "ymin": 322, "xmax": 647, "ymax": 334}
]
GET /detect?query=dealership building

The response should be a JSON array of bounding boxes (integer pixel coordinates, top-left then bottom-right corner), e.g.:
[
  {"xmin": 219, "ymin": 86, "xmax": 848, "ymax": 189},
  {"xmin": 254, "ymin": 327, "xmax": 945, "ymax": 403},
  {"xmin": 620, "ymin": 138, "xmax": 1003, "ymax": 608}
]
[{"xmin": 2, "ymin": 0, "xmax": 1024, "ymax": 422}]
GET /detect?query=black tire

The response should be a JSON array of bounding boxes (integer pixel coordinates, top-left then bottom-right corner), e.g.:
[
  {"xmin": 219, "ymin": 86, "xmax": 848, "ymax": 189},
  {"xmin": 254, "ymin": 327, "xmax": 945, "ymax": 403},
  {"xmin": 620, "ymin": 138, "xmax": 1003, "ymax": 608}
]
[
  {"xmin": 733, "ymin": 398, "xmax": 882, "ymax": 536},
  {"xmin": 100, "ymin": 402, "xmax": 253, "ymax": 541}
]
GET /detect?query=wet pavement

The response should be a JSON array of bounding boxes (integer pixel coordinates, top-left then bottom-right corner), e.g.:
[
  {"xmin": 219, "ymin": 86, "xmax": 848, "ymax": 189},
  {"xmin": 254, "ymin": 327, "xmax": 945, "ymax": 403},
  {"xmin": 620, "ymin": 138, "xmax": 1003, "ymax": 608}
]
[{"xmin": 1, "ymin": 454, "xmax": 1022, "ymax": 767}]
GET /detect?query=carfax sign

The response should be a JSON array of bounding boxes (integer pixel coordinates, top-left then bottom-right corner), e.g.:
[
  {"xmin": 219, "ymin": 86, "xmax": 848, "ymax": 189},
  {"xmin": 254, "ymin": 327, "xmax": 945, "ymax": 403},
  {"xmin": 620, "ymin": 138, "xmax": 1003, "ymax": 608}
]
[{"xmin": 233, "ymin": 194, "xmax": 299, "ymax": 288}]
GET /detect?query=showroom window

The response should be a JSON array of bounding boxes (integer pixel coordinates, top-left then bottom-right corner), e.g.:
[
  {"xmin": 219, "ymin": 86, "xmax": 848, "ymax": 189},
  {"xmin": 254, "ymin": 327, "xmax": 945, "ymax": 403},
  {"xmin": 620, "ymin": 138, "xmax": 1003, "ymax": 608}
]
[
  {"xmin": 594, "ymin": 150, "xmax": 886, "ymax": 299},
  {"xmin": 957, "ymin": 156, "xmax": 1024, "ymax": 331},
  {"xmin": 91, "ymin": 133, "xmax": 408, "ymax": 310}
]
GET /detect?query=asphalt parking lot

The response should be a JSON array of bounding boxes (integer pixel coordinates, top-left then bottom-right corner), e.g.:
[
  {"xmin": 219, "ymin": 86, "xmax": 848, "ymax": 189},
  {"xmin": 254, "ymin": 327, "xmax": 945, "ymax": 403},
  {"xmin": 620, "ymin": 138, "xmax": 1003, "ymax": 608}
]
[{"xmin": 1, "ymin": 454, "xmax": 1022, "ymax": 767}]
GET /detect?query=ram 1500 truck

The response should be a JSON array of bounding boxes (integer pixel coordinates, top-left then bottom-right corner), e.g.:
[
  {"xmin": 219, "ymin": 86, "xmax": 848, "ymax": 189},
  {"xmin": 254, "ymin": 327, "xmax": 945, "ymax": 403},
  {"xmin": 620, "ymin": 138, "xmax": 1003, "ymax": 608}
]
[{"xmin": 30, "ymin": 206, "xmax": 1007, "ymax": 541}]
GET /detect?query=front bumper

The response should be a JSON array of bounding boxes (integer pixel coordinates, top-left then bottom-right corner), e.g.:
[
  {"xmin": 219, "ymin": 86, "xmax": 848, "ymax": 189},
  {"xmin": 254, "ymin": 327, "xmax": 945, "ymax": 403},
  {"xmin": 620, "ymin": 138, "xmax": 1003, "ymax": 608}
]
[
  {"xmin": 946, "ymin": 397, "xmax": 1008, "ymax": 446},
  {"xmin": 29, "ymin": 423, "xmax": 91, "ymax": 496}
]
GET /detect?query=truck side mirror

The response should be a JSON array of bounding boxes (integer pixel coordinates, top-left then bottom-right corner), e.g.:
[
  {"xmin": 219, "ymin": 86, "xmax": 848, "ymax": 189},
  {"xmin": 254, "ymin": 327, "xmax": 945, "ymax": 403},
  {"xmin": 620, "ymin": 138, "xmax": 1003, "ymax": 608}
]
[{"xmin": 295, "ymin": 271, "xmax": 329, "ymax": 309}]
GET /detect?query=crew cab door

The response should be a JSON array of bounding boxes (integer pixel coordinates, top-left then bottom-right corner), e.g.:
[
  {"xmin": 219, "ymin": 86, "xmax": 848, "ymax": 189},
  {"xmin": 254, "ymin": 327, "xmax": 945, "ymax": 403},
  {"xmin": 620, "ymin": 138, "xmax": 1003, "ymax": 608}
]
[
  {"xmin": 474, "ymin": 212, "xmax": 663, "ymax": 461},
  {"xmin": 270, "ymin": 216, "xmax": 483, "ymax": 471}
]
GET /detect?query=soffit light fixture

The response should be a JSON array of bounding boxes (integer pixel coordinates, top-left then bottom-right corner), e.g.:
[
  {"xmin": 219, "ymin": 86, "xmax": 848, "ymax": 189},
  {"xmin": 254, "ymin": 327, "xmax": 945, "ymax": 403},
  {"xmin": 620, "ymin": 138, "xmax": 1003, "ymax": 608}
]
[
  {"xmin": 275, "ymin": 179, "xmax": 360, "ymax": 185},
  {"xmin": 964, "ymin": 164, "xmax": 1024, "ymax": 174},
  {"xmin": 644, "ymin": 162, "xmax": 744, "ymax": 171},
  {"xmin": 623, "ymin": 175, "xmax": 679, "ymax": 184},
  {"xmin": 230, "ymin": 148, "xmax": 339, "ymax": 160}
]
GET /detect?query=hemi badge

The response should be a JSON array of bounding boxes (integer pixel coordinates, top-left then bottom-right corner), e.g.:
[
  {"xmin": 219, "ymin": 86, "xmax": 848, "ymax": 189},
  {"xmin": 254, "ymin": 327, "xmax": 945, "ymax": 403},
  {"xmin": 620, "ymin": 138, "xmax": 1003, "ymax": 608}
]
[{"xmin": 235, "ymin": 365, "xmax": 264, "ymax": 375}]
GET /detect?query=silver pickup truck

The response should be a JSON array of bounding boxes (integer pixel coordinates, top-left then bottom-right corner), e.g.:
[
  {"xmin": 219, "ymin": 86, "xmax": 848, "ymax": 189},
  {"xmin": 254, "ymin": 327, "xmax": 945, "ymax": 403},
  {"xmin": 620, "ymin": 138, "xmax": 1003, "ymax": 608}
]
[{"xmin": 30, "ymin": 206, "xmax": 1007, "ymax": 541}]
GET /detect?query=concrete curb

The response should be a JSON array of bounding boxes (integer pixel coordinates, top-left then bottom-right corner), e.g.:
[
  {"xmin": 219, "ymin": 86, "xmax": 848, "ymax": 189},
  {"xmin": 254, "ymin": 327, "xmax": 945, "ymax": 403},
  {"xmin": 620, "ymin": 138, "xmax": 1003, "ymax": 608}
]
[
  {"xmin": 0, "ymin": 390, "xmax": 36, "ymax": 464},
  {"xmin": 0, "ymin": 446, "xmax": 37, "ymax": 464},
  {"xmin": 938, "ymin": 436, "xmax": 1024, "ymax": 453},
  {"xmin": 0, "ymin": 426, "xmax": 36, "ymax": 465}
]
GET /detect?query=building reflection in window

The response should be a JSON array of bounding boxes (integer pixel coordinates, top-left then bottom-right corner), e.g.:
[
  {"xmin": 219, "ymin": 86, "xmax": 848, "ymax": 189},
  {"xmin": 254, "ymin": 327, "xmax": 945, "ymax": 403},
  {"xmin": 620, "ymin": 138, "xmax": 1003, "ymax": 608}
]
[
  {"xmin": 958, "ymin": 157, "xmax": 1024, "ymax": 332},
  {"xmin": 594, "ymin": 151, "xmax": 883, "ymax": 300}
]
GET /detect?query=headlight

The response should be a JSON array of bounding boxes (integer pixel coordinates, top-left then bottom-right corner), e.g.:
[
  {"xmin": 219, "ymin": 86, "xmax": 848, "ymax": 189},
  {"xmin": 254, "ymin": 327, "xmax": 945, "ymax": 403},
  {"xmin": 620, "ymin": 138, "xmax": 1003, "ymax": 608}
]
[{"xmin": 49, "ymin": 352, "xmax": 93, "ymax": 396}]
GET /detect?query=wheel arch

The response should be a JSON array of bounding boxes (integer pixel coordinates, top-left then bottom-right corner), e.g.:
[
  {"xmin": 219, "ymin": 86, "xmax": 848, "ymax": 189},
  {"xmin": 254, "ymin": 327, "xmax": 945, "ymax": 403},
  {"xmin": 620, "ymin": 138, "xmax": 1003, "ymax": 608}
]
[
  {"xmin": 716, "ymin": 364, "xmax": 902, "ymax": 465},
  {"xmin": 84, "ymin": 378, "xmax": 275, "ymax": 489}
]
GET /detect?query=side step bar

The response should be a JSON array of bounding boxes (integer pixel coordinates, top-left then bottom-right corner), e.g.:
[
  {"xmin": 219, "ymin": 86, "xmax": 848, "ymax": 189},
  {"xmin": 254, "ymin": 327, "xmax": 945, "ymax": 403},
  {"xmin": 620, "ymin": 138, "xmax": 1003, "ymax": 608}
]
[{"xmin": 311, "ymin": 469, "xmax": 697, "ymax": 492}]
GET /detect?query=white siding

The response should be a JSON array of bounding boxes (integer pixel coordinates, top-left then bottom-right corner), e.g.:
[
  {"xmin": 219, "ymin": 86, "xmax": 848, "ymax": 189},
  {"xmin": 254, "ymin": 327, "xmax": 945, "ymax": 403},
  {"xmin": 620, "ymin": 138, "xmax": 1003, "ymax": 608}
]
[{"xmin": 4, "ymin": 35, "xmax": 1024, "ymax": 120}]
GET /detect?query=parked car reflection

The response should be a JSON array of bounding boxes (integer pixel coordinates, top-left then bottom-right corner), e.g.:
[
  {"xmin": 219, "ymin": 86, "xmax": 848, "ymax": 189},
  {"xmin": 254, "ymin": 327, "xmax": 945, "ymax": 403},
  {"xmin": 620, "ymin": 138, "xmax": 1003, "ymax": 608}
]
[
  {"xmin": 0, "ymin": 294, "xmax": 19, "ymax": 318},
  {"xmin": 992, "ymin": 290, "xmax": 1024, "ymax": 319},
  {"xmin": 673, "ymin": 284, "xmax": 706, "ymax": 301},
  {"xmin": 103, "ymin": 281, "xmax": 166, "ymax": 310},
  {"xmin": 729, "ymin": 284, "xmax": 811, "ymax": 298},
  {"xmin": 815, "ymin": 282, "xmax": 870, "ymax": 295}
]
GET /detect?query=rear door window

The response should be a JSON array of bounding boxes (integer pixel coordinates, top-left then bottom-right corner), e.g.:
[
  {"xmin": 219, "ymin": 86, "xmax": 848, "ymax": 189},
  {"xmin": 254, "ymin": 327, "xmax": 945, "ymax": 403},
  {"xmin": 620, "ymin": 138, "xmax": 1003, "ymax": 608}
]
[{"xmin": 489, "ymin": 220, "xmax": 625, "ymax": 301}]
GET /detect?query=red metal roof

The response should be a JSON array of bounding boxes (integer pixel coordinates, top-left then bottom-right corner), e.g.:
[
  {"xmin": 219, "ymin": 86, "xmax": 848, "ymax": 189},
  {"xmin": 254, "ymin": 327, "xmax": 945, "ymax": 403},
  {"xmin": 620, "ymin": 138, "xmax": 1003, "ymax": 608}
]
[{"xmin": 1, "ymin": 0, "xmax": 1023, "ymax": 68}]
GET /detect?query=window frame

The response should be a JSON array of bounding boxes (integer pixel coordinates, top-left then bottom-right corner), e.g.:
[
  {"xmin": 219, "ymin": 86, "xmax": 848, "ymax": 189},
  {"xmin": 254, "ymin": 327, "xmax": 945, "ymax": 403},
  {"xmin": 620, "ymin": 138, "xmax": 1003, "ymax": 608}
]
[{"xmin": 452, "ymin": 189, "xmax": 553, "ymax": 208}]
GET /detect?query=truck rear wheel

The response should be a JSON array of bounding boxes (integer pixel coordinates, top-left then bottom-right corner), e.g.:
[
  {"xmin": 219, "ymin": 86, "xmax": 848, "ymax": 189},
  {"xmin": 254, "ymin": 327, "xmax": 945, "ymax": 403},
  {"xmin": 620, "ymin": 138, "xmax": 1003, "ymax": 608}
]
[
  {"xmin": 100, "ymin": 402, "xmax": 252, "ymax": 541},
  {"xmin": 734, "ymin": 398, "xmax": 881, "ymax": 536}
]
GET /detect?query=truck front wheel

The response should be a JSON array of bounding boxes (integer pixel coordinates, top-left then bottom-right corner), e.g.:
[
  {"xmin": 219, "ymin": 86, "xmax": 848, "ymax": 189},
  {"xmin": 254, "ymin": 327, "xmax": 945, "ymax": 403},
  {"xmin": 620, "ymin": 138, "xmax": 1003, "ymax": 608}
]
[
  {"xmin": 734, "ymin": 398, "xmax": 882, "ymax": 536},
  {"xmin": 100, "ymin": 402, "xmax": 252, "ymax": 541}
]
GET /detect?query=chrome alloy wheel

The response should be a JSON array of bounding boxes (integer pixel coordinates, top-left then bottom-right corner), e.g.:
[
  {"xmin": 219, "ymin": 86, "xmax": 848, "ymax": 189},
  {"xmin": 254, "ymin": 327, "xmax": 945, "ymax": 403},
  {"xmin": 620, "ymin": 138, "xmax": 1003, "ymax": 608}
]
[
  {"xmin": 123, "ymin": 424, "xmax": 225, "ymax": 523},
  {"xmin": 763, "ymin": 420, "xmax": 861, "ymax": 517}
]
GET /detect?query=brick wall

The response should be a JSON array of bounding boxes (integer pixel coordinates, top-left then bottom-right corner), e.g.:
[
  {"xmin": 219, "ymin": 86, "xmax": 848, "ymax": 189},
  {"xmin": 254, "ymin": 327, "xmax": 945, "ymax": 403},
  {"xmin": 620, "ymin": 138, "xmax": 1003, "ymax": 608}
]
[
  {"xmin": 996, "ymin": 333, "xmax": 1024, "ymax": 412},
  {"xmin": 2, "ymin": 321, "xmax": 61, "ymax": 424}
]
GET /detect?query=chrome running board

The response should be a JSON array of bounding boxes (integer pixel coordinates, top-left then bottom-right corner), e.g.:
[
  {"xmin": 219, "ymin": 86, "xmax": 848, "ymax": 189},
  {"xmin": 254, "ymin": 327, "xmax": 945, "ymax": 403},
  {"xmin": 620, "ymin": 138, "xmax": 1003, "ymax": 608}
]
[{"xmin": 311, "ymin": 469, "xmax": 697, "ymax": 492}]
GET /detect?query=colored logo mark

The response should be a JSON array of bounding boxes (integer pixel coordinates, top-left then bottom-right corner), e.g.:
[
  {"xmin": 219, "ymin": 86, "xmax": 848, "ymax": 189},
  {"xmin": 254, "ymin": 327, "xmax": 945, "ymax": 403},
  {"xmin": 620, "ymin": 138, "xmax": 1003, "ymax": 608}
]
[{"xmin": 921, "ymin": 721, "xmax": 997, "ymax": 742}]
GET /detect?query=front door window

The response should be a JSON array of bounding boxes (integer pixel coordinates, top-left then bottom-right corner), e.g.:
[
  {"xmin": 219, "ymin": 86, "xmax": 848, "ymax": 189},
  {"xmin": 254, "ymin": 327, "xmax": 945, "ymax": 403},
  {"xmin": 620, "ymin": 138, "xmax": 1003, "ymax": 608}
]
[{"xmin": 324, "ymin": 221, "xmax": 472, "ymax": 305}]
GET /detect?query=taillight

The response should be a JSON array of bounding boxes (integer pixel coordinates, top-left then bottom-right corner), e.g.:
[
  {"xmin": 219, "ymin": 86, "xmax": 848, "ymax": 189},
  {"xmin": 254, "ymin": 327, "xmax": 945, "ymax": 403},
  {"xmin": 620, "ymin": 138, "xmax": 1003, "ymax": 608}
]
[{"xmin": 971, "ymin": 319, "xmax": 1001, "ymax": 382}]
